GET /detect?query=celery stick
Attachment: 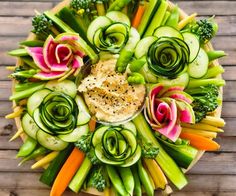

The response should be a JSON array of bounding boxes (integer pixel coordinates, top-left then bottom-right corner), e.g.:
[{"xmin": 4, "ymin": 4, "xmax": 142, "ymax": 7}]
[
  {"xmin": 144, "ymin": 0, "xmax": 168, "ymax": 37},
  {"xmin": 69, "ymin": 157, "xmax": 92, "ymax": 193},
  {"xmin": 202, "ymin": 65, "xmax": 225, "ymax": 79},
  {"xmin": 133, "ymin": 114, "xmax": 188, "ymax": 190},
  {"xmin": 187, "ymin": 78, "xmax": 225, "ymax": 89},
  {"xmin": 138, "ymin": 0, "xmax": 161, "ymax": 36},
  {"xmin": 161, "ymin": 11, "xmax": 171, "ymax": 25}
]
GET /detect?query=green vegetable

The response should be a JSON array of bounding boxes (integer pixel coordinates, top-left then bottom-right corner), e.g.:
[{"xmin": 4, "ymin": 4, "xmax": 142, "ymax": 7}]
[
  {"xmin": 186, "ymin": 84, "xmax": 220, "ymax": 123},
  {"xmin": 10, "ymin": 83, "xmax": 45, "ymax": 101},
  {"xmin": 40, "ymin": 144, "xmax": 74, "ymax": 186},
  {"xmin": 129, "ymin": 57, "xmax": 146, "ymax": 72},
  {"xmin": 8, "ymin": 48, "xmax": 28, "ymax": 57},
  {"xmin": 20, "ymin": 40, "xmax": 44, "ymax": 47},
  {"xmin": 69, "ymin": 157, "xmax": 92, "ymax": 193},
  {"xmin": 87, "ymin": 165, "xmax": 107, "ymax": 192},
  {"xmin": 157, "ymin": 137, "xmax": 198, "ymax": 169},
  {"xmin": 108, "ymin": 0, "xmax": 131, "ymax": 11},
  {"xmin": 207, "ymin": 50, "xmax": 227, "ymax": 62},
  {"xmin": 32, "ymin": 13, "xmax": 55, "ymax": 40},
  {"xmin": 128, "ymin": 72, "xmax": 145, "ymax": 85},
  {"xmin": 133, "ymin": 114, "xmax": 188, "ymax": 190},
  {"xmin": 15, "ymin": 82, "xmax": 41, "ymax": 95},
  {"xmin": 21, "ymin": 56, "xmax": 38, "ymax": 69},
  {"xmin": 139, "ymin": 140, "xmax": 159, "ymax": 159},
  {"xmin": 165, "ymin": 5, "xmax": 179, "ymax": 28},
  {"xmin": 144, "ymin": 0, "xmax": 168, "ymax": 37},
  {"xmin": 11, "ymin": 67, "xmax": 38, "ymax": 83},
  {"xmin": 137, "ymin": 160, "xmax": 154, "ymax": 196},
  {"xmin": 187, "ymin": 17, "xmax": 218, "ymax": 44},
  {"xmin": 17, "ymin": 137, "xmax": 37, "ymax": 157},
  {"xmin": 18, "ymin": 146, "xmax": 49, "ymax": 166},
  {"xmin": 161, "ymin": 11, "xmax": 171, "ymax": 26},
  {"xmin": 106, "ymin": 165, "xmax": 129, "ymax": 196},
  {"xmin": 202, "ymin": 65, "xmax": 225, "ymax": 79},
  {"xmin": 118, "ymin": 167, "xmax": 134, "ymax": 195},
  {"xmin": 75, "ymin": 132, "xmax": 93, "ymax": 153},
  {"xmin": 131, "ymin": 166, "xmax": 142, "ymax": 196},
  {"xmin": 187, "ymin": 78, "xmax": 225, "ymax": 89}
]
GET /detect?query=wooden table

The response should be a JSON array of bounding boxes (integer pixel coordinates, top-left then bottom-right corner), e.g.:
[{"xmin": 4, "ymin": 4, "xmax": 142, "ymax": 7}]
[{"xmin": 0, "ymin": 0, "xmax": 235, "ymax": 195}]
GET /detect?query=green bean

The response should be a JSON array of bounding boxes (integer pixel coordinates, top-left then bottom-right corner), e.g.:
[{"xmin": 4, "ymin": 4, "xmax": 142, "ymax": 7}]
[
  {"xmin": 131, "ymin": 166, "xmax": 142, "ymax": 196},
  {"xmin": 17, "ymin": 137, "xmax": 37, "ymax": 157},
  {"xmin": 118, "ymin": 167, "xmax": 134, "ymax": 195},
  {"xmin": 165, "ymin": 5, "xmax": 179, "ymax": 28},
  {"xmin": 128, "ymin": 72, "xmax": 145, "ymax": 85},
  {"xmin": 106, "ymin": 165, "xmax": 129, "ymax": 196},
  {"xmin": 108, "ymin": 0, "xmax": 131, "ymax": 11},
  {"xmin": 137, "ymin": 160, "xmax": 154, "ymax": 196},
  {"xmin": 18, "ymin": 146, "xmax": 49, "ymax": 166},
  {"xmin": 129, "ymin": 58, "xmax": 146, "ymax": 72}
]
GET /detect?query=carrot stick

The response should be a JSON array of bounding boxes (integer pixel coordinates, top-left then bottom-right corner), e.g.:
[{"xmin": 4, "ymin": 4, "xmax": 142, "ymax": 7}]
[
  {"xmin": 132, "ymin": 3, "xmax": 146, "ymax": 29},
  {"xmin": 89, "ymin": 119, "xmax": 97, "ymax": 132},
  {"xmin": 50, "ymin": 148, "xmax": 85, "ymax": 196},
  {"xmin": 180, "ymin": 132, "xmax": 220, "ymax": 151}
]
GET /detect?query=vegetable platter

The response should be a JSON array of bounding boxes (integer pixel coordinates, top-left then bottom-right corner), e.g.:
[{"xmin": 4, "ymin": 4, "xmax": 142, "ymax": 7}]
[{"xmin": 7, "ymin": 0, "xmax": 227, "ymax": 195}]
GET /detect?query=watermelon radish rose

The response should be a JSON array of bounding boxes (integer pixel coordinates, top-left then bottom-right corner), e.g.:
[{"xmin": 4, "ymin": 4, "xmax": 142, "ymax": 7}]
[
  {"xmin": 145, "ymin": 84, "xmax": 195, "ymax": 142},
  {"xmin": 26, "ymin": 33, "xmax": 85, "ymax": 80}
]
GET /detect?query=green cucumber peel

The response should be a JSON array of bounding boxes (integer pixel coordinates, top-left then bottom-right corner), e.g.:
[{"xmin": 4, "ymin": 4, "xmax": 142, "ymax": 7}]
[{"xmin": 132, "ymin": 114, "xmax": 188, "ymax": 190}]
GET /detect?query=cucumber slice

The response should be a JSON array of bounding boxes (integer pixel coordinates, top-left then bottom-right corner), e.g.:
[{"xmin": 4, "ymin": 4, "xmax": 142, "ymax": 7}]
[
  {"xmin": 105, "ymin": 23, "xmax": 128, "ymax": 35},
  {"xmin": 122, "ymin": 122, "xmax": 137, "ymax": 136},
  {"xmin": 45, "ymin": 80, "xmax": 77, "ymax": 98},
  {"xmin": 121, "ymin": 146, "xmax": 142, "ymax": 167},
  {"xmin": 153, "ymin": 26, "xmax": 183, "ymax": 40},
  {"xmin": 33, "ymin": 108, "xmax": 54, "ymax": 135},
  {"xmin": 139, "ymin": 63, "xmax": 159, "ymax": 83},
  {"xmin": 183, "ymin": 32, "xmax": 200, "ymax": 62},
  {"xmin": 75, "ymin": 95, "xmax": 91, "ymax": 125},
  {"xmin": 120, "ymin": 130, "xmax": 137, "ymax": 154},
  {"xmin": 87, "ymin": 16, "xmax": 112, "ymax": 43},
  {"xmin": 22, "ymin": 113, "xmax": 40, "ymax": 139},
  {"xmin": 37, "ymin": 129, "xmax": 68, "ymax": 151},
  {"xmin": 106, "ymin": 11, "xmax": 130, "ymax": 26},
  {"xmin": 188, "ymin": 48, "xmax": 209, "ymax": 79},
  {"xmin": 92, "ymin": 126, "xmax": 110, "ymax": 146},
  {"xmin": 124, "ymin": 27, "xmax": 140, "ymax": 51},
  {"xmin": 27, "ymin": 89, "xmax": 52, "ymax": 116},
  {"xmin": 158, "ymin": 72, "xmax": 190, "ymax": 88},
  {"xmin": 59, "ymin": 124, "xmax": 89, "ymax": 142},
  {"xmin": 135, "ymin": 36, "xmax": 157, "ymax": 59}
]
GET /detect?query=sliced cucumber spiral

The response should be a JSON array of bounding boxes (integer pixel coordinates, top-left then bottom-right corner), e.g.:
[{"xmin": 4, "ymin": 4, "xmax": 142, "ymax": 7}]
[{"xmin": 147, "ymin": 37, "xmax": 190, "ymax": 78}]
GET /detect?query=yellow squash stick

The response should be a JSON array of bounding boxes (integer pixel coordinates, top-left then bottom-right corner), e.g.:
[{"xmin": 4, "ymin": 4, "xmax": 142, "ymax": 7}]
[
  {"xmin": 143, "ymin": 158, "xmax": 168, "ymax": 189},
  {"xmin": 31, "ymin": 151, "xmax": 60, "ymax": 169},
  {"xmin": 178, "ymin": 13, "xmax": 197, "ymax": 30},
  {"xmin": 182, "ymin": 127, "xmax": 217, "ymax": 139},
  {"xmin": 9, "ymin": 127, "xmax": 24, "ymax": 142},
  {"xmin": 181, "ymin": 122, "xmax": 224, "ymax": 133},
  {"xmin": 201, "ymin": 116, "xmax": 226, "ymax": 127},
  {"xmin": 5, "ymin": 106, "xmax": 24, "ymax": 119}
]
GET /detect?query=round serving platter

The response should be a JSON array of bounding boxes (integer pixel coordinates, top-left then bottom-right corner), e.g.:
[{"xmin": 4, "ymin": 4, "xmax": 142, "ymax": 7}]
[{"xmin": 11, "ymin": 0, "xmax": 224, "ymax": 195}]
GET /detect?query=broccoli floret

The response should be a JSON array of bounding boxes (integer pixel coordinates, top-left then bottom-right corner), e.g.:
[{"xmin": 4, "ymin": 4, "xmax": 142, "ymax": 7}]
[
  {"xmin": 32, "ymin": 14, "xmax": 53, "ymax": 40},
  {"xmin": 75, "ymin": 132, "xmax": 93, "ymax": 152},
  {"xmin": 86, "ymin": 148, "xmax": 101, "ymax": 165},
  {"xmin": 87, "ymin": 166, "xmax": 107, "ymax": 192},
  {"xmin": 11, "ymin": 67, "xmax": 38, "ymax": 83},
  {"xmin": 71, "ymin": 0, "xmax": 92, "ymax": 13},
  {"xmin": 188, "ymin": 17, "xmax": 218, "ymax": 44},
  {"xmin": 186, "ymin": 84, "xmax": 219, "ymax": 122},
  {"xmin": 139, "ymin": 139, "xmax": 159, "ymax": 159}
]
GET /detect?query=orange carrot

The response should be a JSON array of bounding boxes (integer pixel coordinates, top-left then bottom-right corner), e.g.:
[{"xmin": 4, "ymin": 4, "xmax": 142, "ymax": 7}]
[
  {"xmin": 180, "ymin": 132, "xmax": 220, "ymax": 151},
  {"xmin": 50, "ymin": 148, "xmax": 85, "ymax": 196},
  {"xmin": 132, "ymin": 3, "xmax": 146, "ymax": 29},
  {"xmin": 89, "ymin": 119, "xmax": 97, "ymax": 132}
]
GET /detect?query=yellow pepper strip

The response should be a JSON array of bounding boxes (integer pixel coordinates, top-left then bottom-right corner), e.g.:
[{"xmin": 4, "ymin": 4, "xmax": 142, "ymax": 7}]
[
  {"xmin": 178, "ymin": 13, "xmax": 197, "ymax": 30},
  {"xmin": 9, "ymin": 127, "xmax": 24, "ymax": 142},
  {"xmin": 201, "ymin": 116, "xmax": 226, "ymax": 128},
  {"xmin": 6, "ymin": 66, "xmax": 16, "ymax": 71},
  {"xmin": 31, "ymin": 151, "xmax": 59, "ymax": 169},
  {"xmin": 181, "ymin": 122, "xmax": 224, "ymax": 133},
  {"xmin": 143, "ymin": 158, "xmax": 168, "ymax": 189},
  {"xmin": 5, "ymin": 106, "xmax": 24, "ymax": 119},
  {"xmin": 182, "ymin": 127, "xmax": 217, "ymax": 139}
]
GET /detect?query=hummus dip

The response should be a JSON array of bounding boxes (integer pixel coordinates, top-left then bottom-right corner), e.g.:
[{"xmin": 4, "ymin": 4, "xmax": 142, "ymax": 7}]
[{"xmin": 78, "ymin": 58, "xmax": 146, "ymax": 123}]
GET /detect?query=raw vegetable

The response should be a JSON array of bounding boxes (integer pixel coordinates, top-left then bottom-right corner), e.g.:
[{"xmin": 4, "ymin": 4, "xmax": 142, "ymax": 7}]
[
  {"xmin": 11, "ymin": 67, "xmax": 38, "ymax": 83},
  {"xmin": 207, "ymin": 50, "xmax": 227, "ymax": 62},
  {"xmin": 187, "ymin": 78, "xmax": 225, "ymax": 89},
  {"xmin": 50, "ymin": 148, "xmax": 85, "ymax": 196},
  {"xmin": 186, "ymin": 85, "xmax": 219, "ymax": 122},
  {"xmin": 9, "ymin": 128, "xmax": 24, "ymax": 142},
  {"xmin": 15, "ymin": 82, "xmax": 44, "ymax": 92},
  {"xmin": 182, "ymin": 127, "xmax": 217, "ymax": 139},
  {"xmin": 178, "ymin": 13, "xmax": 197, "ymax": 30},
  {"xmin": 118, "ymin": 167, "xmax": 134, "ymax": 195},
  {"xmin": 202, "ymin": 65, "xmax": 225, "ymax": 79},
  {"xmin": 161, "ymin": 11, "xmax": 171, "ymax": 26},
  {"xmin": 144, "ymin": 0, "xmax": 168, "ymax": 37},
  {"xmin": 20, "ymin": 40, "xmax": 44, "ymax": 47},
  {"xmin": 17, "ymin": 136, "xmax": 37, "ymax": 157},
  {"xmin": 180, "ymin": 132, "xmax": 220, "ymax": 151},
  {"xmin": 108, "ymin": 0, "xmax": 131, "ymax": 11},
  {"xmin": 31, "ymin": 151, "xmax": 59, "ymax": 169},
  {"xmin": 165, "ymin": 5, "xmax": 179, "ymax": 28},
  {"xmin": 139, "ymin": 140, "xmax": 159, "ymax": 159},
  {"xmin": 137, "ymin": 160, "xmax": 154, "ymax": 196},
  {"xmin": 8, "ymin": 48, "xmax": 29, "ymax": 57},
  {"xmin": 132, "ymin": 2, "xmax": 145, "ymax": 29},
  {"xmin": 106, "ymin": 165, "xmax": 129, "ymax": 196},
  {"xmin": 131, "ymin": 166, "xmax": 142, "ymax": 196},
  {"xmin": 181, "ymin": 122, "xmax": 224, "ymax": 133},
  {"xmin": 5, "ymin": 106, "xmax": 24, "ymax": 119},
  {"xmin": 201, "ymin": 116, "xmax": 225, "ymax": 127},
  {"xmin": 133, "ymin": 114, "xmax": 188, "ymax": 190},
  {"xmin": 127, "ymin": 72, "xmax": 145, "ymax": 84},
  {"xmin": 40, "ymin": 145, "xmax": 74, "ymax": 186}
]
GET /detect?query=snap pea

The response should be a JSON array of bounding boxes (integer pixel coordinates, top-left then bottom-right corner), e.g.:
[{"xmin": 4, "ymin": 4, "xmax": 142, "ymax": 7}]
[
  {"xmin": 18, "ymin": 146, "xmax": 49, "ymax": 166},
  {"xmin": 118, "ymin": 167, "xmax": 134, "ymax": 195},
  {"xmin": 108, "ymin": 0, "xmax": 131, "ymax": 11},
  {"xmin": 106, "ymin": 165, "xmax": 129, "ymax": 196},
  {"xmin": 128, "ymin": 72, "xmax": 145, "ymax": 85},
  {"xmin": 116, "ymin": 50, "xmax": 133, "ymax": 73},
  {"xmin": 17, "ymin": 137, "xmax": 37, "ymax": 157},
  {"xmin": 131, "ymin": 166, "xmax": 142, "ymax": 196},
  {"xmin": 165, "ymin": 5, "xmax": 179, "ymax": 28},
  {"xmin": 137, "ymin": 160, "xmax": 154, "ymax": 196},
  {"xmin": 129, "ymin": 57, "xmax": 146, "ymax": 72}
]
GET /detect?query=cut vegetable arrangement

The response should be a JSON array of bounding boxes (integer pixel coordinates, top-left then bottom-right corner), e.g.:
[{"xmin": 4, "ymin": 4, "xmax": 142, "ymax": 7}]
[{"xmin": 7, "ymin": 0, "xmax": 226, "ymax": 195}]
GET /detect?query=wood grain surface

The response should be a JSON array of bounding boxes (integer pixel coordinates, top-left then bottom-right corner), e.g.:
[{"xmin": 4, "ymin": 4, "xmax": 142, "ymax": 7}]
[{"xmin": 0, "ymin": 0, "xmax": 235, "ymax": 195}]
